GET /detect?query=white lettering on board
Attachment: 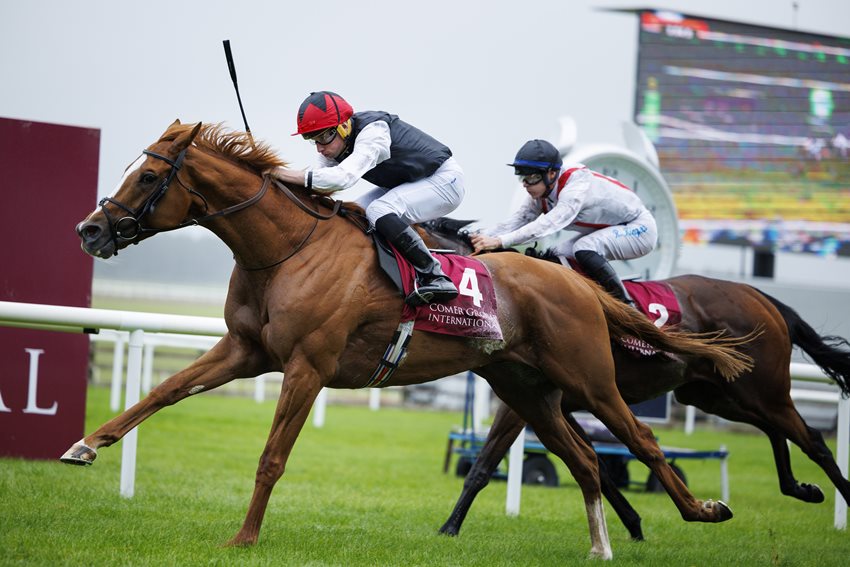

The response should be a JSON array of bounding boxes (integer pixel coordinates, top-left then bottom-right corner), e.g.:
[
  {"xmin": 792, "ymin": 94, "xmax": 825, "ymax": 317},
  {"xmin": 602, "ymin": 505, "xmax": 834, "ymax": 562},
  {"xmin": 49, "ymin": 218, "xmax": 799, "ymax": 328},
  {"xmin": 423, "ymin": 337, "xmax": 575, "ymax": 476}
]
[{"xmin": 21, "ymin": 348, "xmax": 58, "ymax": 415}]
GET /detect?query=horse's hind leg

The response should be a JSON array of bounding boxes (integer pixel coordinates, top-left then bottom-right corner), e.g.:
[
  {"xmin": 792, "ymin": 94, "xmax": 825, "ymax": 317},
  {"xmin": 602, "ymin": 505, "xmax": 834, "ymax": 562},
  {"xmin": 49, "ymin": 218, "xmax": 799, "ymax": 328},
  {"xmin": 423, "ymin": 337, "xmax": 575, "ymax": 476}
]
[
  {"xmin": 482, "ymin": 368, "xmax": 613, "ymax": 560},
  {"xmin": 589, "ymin": 393, "xmax": 732, "ymax": 522},
  {"xmin": 565, "ymin": 412, "xmax": 645, "ymax": 541},
  {"xmin": 439, "ymin": 402, "xmax": 525, "ymax": 537},
  {"xmin": 534, "ymin": 341, "xmax": 731, "ymax": 524},
  {"xmin": 767, "ymin": 428, "xmax": 829, "ymax": 503},
  {"xmin": 675, "ymin": 381, "xmax": 847, "ymax": 505},
  {"xmin": 439, "ymin": 402, "xmax": 644, "ymax": 541},
  {"xmin": 61, "ymin": 335, "xmax": 262, "ymax": 465}
]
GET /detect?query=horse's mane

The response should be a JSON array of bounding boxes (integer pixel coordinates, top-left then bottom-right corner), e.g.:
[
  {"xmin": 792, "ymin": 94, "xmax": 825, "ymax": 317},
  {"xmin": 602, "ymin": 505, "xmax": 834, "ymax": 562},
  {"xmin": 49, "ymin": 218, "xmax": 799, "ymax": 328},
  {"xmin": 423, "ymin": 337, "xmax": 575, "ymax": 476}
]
[{"xmin": 161, "ymin": 122, "xmax": 288, "ymax": 174}]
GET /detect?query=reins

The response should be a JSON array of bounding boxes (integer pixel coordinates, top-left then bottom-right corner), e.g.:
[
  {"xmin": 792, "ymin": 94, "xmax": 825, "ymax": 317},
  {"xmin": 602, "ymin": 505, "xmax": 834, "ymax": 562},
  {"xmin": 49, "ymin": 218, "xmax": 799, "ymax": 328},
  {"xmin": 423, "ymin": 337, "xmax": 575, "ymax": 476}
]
[
  {"xmin": 99, "ymin": 148, "xmax": 272, "ymax": 245},
  {"xmin": 103, "ymin": 143, "xmax": 359, "ymax": 271},
  {"xmin": 234, "ymin": 179, "xmax": 345, "ymax": 271},
  {"xmin": 270, "ymin": 178, "xmax": 341, "ymax": 220}
]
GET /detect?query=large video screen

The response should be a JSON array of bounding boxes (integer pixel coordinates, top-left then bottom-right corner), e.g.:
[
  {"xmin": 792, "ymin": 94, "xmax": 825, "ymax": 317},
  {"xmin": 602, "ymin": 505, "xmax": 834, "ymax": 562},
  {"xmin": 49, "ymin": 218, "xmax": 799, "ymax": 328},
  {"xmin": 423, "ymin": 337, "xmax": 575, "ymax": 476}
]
[{"xmin": 634, "ymin": 10, "xmax": 850, "ymax": 256}]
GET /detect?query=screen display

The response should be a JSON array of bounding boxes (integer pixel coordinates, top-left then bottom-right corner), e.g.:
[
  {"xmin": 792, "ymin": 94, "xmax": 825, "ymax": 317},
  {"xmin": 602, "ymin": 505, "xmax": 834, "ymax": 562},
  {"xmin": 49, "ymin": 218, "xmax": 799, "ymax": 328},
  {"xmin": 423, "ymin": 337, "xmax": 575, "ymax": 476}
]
[{"xmin": 634, "ymin": 10, "xmax": 850, "ymax": 256}]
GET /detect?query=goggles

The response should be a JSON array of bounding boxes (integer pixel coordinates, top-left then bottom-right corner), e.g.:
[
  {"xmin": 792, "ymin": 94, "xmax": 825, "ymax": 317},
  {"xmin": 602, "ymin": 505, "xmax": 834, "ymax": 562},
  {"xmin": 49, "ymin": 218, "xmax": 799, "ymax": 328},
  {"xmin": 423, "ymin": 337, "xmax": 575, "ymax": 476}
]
[
  {"xmin": 518, "ymin": 172, "xmax": 544, "ymax": 185},
  {"xmin": 303, "ymin": 127, "xmax": 338, "ymax": 146}
]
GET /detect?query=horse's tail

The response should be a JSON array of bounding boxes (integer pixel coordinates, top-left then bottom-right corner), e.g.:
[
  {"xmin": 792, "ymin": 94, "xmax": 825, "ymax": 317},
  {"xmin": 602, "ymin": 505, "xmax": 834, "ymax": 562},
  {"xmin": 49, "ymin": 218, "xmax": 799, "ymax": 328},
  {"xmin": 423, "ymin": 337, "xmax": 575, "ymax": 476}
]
[
  {"xmin": 754, "ymin": 288, "xmax": 850, "ymax": 396},
  {"xmin": 592, "ymin": 285, "xmax": 757, "ymax": 381}
]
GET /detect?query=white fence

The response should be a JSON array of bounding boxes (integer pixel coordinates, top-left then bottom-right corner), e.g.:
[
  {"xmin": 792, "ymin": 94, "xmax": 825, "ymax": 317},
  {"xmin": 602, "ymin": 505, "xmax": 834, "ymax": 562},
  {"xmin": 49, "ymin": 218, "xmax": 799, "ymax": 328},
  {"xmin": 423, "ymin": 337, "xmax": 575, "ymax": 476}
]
[
  {"xmin": 0, "ymin": 300, "xmax": 227, "ymax": 498},
  {"xmin": 1, "ymin": 300, "xmax": 847, "ymax": 529}
]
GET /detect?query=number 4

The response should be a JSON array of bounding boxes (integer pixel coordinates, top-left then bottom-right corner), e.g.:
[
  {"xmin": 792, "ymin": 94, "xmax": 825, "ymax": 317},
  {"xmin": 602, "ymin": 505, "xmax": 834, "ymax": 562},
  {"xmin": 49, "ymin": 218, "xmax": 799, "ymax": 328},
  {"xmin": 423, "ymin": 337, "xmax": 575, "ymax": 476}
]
[{"xmin": 458, "ymin": 268, "xmax": 483, "ymax": 307}]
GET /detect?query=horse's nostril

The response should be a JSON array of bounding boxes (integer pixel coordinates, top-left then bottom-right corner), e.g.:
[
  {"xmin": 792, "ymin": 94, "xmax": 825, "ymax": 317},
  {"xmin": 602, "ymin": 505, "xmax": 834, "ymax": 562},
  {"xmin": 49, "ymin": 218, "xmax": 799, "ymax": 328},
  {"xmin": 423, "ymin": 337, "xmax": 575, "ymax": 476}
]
[{"xmin": 79, "ymin": 223, "xmax": 101, "ymax": 241}]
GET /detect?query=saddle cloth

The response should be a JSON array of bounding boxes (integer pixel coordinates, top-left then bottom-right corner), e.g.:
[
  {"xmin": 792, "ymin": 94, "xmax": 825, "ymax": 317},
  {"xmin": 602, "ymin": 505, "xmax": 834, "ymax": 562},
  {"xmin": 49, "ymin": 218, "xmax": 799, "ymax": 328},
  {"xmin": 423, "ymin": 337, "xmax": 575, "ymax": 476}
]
[
  {"xmin": 394, "ymin": 250, "xmax": 504, "ymax": 340},
  {"xmin": 624, "ymin": 280, "xmax": 682, "ymax": 329},
  {"xmin": 620, "ymin": 280, "xmax": 682, "ymax": 356}
]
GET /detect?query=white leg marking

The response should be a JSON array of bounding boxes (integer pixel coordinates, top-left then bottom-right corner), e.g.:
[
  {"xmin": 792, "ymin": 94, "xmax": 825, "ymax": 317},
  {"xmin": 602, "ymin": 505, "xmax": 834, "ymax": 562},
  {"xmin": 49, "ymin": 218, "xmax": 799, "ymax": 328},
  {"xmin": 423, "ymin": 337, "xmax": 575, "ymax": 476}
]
[{"xmin": 586, "ymin": 496, "xmax": 613, "ymax": 560}]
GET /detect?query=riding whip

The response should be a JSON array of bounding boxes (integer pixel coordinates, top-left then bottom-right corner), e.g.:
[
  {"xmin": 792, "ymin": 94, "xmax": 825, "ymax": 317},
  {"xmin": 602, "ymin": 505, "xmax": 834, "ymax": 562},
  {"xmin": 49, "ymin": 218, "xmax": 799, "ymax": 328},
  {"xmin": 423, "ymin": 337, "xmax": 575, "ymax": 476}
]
[{"xmin": 222, "ymin": 39, "xmax": 255, "ymax": 147}]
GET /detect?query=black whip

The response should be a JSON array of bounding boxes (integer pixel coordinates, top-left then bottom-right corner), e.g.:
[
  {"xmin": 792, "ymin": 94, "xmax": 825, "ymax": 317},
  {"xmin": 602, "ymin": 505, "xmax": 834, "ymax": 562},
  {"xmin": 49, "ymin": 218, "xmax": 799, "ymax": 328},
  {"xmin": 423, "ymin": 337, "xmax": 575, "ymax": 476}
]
[{"xmin": 222, "ymin": 40, "xmax": 254, "ymax": 146}]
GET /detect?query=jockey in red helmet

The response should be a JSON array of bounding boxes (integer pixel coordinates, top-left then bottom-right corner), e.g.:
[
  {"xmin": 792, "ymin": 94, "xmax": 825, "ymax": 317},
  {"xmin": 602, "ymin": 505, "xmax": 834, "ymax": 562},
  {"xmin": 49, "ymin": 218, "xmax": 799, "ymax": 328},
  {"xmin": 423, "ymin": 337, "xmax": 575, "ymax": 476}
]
[
  {"xmin": 269, "ymin": 91, "xmax": 463, "ymax": 306},
  {"xmin": 470, "ymin": 139, "xmax": 658, "ymax": 305}
]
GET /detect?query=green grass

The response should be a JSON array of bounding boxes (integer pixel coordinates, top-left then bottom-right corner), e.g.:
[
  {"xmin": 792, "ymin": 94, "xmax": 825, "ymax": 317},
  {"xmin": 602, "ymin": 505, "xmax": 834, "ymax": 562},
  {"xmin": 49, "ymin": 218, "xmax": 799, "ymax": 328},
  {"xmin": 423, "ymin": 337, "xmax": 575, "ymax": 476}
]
[{"xmin": 2, "ymin": 387, "xmax": 849, "ymax": 566}]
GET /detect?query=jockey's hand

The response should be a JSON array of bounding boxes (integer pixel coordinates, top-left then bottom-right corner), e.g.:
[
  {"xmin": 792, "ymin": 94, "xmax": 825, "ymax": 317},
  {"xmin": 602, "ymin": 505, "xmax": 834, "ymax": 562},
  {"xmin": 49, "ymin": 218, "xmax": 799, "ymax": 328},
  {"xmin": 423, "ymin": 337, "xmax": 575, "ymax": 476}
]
[
  {"xmin": 264, "ymin": 166, "xmax": 306, "ymax": 186},
  {"xmin": 470, "ymin": 233, "xmax": 503, "ymax": 255}
]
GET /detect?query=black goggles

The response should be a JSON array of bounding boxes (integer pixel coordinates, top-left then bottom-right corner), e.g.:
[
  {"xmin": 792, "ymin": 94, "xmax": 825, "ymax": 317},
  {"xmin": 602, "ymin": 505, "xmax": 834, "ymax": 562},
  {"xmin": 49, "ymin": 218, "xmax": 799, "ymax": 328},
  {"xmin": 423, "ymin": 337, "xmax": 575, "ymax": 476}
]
[{"xmin": 303, "ymin": 127, "xmax": 338, "ymax": 145}]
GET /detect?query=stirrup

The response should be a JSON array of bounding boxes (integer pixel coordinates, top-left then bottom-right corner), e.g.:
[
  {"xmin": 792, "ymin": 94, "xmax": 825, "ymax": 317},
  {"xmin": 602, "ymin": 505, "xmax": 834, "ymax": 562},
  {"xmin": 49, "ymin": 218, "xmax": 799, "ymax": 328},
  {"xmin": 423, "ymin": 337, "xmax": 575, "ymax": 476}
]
[{"xmin": 405, "ymin": 280, "xmax": 458, "ymax": 306}]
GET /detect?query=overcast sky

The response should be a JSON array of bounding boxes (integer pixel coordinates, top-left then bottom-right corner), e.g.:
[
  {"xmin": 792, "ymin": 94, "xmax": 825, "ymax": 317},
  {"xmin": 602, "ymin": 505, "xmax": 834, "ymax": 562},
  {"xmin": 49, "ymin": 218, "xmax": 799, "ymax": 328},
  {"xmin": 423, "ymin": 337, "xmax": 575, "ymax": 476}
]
[
  {"xmin": 3, "ymin": 0, "xmax": 847, "ymax": 218},
  {"xmin": 3, "ymin": 0, "xmax": 849, "ymax": 287}
]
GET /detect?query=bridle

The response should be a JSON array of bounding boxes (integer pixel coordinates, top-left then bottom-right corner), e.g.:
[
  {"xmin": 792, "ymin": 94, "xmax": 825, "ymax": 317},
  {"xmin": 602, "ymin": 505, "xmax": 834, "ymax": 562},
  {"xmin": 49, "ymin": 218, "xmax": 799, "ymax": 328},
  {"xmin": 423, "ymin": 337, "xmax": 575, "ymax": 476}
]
[{"xmin": 99, "ymin": 146, "xmax": 342, "ymax": 270}]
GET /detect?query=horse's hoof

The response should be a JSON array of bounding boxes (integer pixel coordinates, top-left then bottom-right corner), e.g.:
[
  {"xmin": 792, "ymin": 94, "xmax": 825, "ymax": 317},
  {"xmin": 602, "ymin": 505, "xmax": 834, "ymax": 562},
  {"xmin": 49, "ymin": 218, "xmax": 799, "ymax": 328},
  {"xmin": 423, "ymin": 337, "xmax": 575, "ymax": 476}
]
[
  {"xmin": 800, "ymin": 483, "xmax": 825, "ymax": 503},
  {"xmin": 225, "ymin": 536, "xmax": 257, "ymax": 548},
  {"xmin": 704, "ymin": 499, "xmax": 733, "ymax": 522},
  {"xmin": 438, "ymin": 523, "xmax": 460, "ymax": 537},
  {"xmin": 588, "ymin": 546, "xmax": 614, "ymax": 561},
  {"xmin": 60, "ymin": 440, "xmax": 97, "ymax": 466}
]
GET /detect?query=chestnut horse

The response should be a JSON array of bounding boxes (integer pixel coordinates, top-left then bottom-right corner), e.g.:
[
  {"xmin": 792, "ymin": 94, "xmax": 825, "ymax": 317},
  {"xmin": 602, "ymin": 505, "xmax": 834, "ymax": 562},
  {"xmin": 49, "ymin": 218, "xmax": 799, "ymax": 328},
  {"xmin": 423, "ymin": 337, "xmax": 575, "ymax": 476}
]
[
  {"xmin": 67, "ymin": 121, "xmax": 754, "ymax": 560},
  {"xmin": 421, "ymin": 218, "xmax": 850, "ymax": 540}
]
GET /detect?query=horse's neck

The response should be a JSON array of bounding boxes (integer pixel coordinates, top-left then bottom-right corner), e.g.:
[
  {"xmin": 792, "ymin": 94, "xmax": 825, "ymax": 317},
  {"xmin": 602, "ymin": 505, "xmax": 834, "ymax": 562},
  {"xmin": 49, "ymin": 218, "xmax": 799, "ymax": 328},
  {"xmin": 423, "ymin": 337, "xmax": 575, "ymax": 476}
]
[{"xmin": 187, "ymin": 161, "xmax": 326, "ymax": 270}]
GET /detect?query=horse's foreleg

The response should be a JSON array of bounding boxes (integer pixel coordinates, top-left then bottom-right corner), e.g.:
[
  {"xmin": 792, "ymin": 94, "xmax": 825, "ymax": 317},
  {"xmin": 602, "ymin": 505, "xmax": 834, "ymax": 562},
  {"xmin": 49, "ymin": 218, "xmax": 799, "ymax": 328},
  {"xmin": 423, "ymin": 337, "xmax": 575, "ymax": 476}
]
[
  {"xmin": 61, "ymin": 334, "xmax": 259, "ymax": 465},
  {"xmin": 439, "ymin": 402, "xmax": 526, "ymax": 537},
  {"xmin": 228, "ymin": 364, "xmax": 324, "ymax": 547}
]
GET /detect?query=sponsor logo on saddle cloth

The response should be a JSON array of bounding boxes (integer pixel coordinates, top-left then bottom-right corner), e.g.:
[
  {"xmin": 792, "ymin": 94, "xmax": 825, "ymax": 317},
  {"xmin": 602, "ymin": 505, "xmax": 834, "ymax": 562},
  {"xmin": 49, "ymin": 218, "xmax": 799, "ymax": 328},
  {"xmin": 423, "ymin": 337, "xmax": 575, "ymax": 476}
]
[
  {"xmin": 397, "ymin": 253, "xmax": 503, "ymax": 340},
  {"xmin": 620, "ymin": 281, "xmax": 682, "ymax": 355}
]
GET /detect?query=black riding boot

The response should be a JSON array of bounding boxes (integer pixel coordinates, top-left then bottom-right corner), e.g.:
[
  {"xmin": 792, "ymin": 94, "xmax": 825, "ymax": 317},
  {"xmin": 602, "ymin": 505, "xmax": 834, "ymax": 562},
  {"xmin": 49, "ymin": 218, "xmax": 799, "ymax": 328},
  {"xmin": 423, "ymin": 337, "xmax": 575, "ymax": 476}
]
[
  {"xmin": 574, "ymin": 250, "xmax": 634, "ymax": 305},
  {"xmin": 375, "ymin": 214, "xmax": 459, "ymax": 306}
]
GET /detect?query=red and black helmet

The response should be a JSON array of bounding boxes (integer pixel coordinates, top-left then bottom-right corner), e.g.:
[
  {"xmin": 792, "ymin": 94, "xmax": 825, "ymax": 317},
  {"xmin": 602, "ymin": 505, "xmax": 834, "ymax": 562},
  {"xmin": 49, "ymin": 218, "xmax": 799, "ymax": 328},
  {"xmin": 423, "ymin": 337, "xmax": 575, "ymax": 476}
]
[{"xmin": 293, "ymin": 91, "xmax": 354, "ymax": 136}]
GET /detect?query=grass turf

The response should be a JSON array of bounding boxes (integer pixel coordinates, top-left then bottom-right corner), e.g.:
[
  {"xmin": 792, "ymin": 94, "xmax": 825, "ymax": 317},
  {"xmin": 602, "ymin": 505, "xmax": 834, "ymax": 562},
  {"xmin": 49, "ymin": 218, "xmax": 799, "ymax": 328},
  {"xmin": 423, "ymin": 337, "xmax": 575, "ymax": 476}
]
[{"xmin": 2, "ymin": 386, "xmax": 849, "ymax": 565}]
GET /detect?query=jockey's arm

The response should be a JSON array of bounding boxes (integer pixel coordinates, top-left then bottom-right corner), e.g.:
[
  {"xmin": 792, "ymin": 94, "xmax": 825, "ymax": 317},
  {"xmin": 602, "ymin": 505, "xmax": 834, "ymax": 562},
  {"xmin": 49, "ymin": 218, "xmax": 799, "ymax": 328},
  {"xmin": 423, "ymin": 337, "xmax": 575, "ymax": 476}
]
[
  {"xmin": 269, "ymin": 121, "xmax": 392, "ymax": 194},
  {"xmin": 497, "ymin": 170, "xmax": 590, "ymax": 247}
]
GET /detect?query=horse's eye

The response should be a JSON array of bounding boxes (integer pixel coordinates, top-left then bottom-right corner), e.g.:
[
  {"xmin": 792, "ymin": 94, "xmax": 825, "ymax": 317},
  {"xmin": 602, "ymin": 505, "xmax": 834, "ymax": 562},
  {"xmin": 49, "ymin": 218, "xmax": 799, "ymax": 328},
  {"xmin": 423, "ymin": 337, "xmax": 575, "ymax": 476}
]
[{"xmin": 140, "ymin": 172, "xmax": 158, "ymax": 185}]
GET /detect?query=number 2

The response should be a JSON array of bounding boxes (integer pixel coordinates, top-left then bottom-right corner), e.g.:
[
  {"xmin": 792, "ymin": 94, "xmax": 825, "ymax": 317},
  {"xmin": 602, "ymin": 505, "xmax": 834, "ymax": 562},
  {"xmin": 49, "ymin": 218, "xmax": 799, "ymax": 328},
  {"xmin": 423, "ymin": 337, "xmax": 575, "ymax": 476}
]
[{"xmin": 648, "ymin": 303, "xmax": 669, "ymax": 328}]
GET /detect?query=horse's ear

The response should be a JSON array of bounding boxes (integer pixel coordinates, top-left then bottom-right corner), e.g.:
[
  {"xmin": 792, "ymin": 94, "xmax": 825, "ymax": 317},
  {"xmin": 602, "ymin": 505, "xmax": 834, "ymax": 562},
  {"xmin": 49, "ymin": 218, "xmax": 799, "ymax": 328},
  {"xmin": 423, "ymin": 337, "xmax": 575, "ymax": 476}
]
[
  {"xmin": 170, "ymin": 118, "xmax": 182, "ymax": 127},
  {"xmin": 170, "ymin": 122, "xmax": 202, "ymax": 153}
]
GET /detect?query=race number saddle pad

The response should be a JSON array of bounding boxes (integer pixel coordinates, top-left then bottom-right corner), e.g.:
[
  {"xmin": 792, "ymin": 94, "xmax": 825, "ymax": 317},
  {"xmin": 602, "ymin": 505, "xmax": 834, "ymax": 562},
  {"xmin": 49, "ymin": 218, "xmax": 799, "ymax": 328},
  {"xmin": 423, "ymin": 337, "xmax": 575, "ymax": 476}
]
[
  {"xmin": 373, "ymin": 235, "xmax": 502, "ymax": 340},
  {"xmin": 397, "ymin": 252, "xmax": 503, "ymax": 340},
  {"xmin": 621, "ymin": 280, "xmax": 682, "ymax": 355}
]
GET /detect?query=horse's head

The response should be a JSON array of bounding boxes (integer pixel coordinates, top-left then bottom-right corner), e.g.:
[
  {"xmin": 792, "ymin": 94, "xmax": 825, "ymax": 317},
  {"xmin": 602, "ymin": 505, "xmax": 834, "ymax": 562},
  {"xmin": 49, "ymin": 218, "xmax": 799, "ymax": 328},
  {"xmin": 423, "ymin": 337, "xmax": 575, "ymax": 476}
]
[{"xmin": 76, "ymin": 119, "xmax": 203, "ymax": 258}]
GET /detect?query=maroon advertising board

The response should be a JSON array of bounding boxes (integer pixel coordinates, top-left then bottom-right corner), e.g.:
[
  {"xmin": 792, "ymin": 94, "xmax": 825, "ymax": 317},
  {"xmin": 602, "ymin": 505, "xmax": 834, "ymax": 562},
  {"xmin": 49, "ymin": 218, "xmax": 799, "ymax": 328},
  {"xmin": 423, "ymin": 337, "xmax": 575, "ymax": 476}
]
[{"xmin": 0, "ymin": 117, "xmax": 99, "ymax": 459}]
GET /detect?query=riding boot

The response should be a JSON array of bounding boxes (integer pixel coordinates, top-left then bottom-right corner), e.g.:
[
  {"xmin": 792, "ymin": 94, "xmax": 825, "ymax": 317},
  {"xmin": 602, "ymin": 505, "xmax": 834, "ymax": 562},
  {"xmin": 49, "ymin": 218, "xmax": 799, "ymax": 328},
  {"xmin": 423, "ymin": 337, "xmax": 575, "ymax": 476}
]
[
  {"xmin": 574, "ymin": 250, "xmax": 634, "ymax": 306},
  {"xmin": 375, "ymin": 213, "xmax": 459, "ymax": 306}
]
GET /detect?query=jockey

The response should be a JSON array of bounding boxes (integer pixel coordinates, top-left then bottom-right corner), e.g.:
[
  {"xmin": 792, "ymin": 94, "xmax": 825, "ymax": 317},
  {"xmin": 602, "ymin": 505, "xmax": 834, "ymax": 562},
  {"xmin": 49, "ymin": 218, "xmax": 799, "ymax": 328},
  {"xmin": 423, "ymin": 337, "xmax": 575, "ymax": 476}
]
[
  {"xmin": 270, "ymin": 91, "xmax": 463, "ymax": 306},
  {"xmin": 470, "ymin": 139, "xmax": 657, "ymax": 304}
]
